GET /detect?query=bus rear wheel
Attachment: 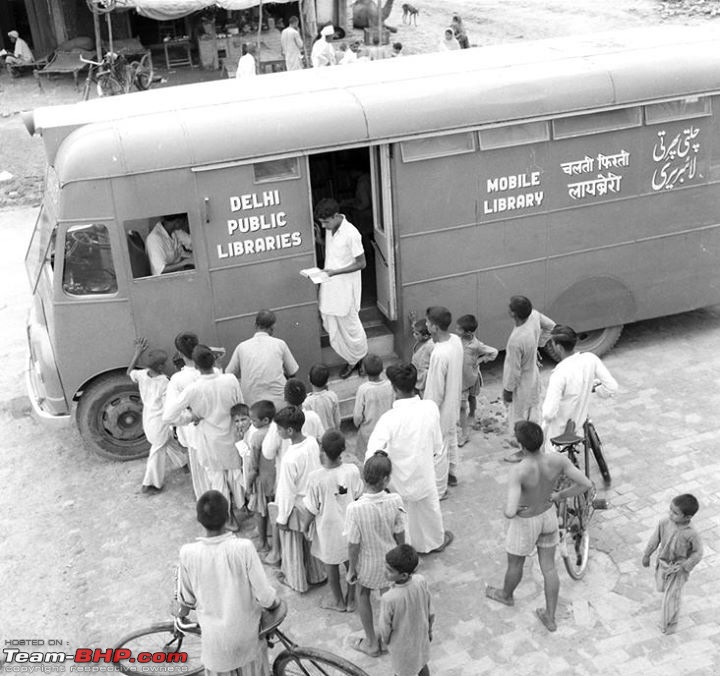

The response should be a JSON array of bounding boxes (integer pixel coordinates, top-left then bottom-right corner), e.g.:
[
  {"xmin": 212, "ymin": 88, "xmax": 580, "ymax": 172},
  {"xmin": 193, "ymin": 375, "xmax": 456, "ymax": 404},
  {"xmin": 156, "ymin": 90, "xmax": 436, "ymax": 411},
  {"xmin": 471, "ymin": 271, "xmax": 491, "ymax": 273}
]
[{"xmin": 76, "ymin": 373, "xmax": 149, "ymax": 461}]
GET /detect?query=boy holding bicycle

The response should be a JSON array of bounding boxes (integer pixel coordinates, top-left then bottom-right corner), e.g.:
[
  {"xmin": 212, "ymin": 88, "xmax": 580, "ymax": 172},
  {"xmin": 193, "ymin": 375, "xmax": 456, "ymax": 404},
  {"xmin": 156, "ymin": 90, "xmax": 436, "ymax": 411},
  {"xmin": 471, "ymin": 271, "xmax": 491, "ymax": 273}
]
[{"xmin": 485, "ymin": 421, "xmax": 592, "ymax": 632}]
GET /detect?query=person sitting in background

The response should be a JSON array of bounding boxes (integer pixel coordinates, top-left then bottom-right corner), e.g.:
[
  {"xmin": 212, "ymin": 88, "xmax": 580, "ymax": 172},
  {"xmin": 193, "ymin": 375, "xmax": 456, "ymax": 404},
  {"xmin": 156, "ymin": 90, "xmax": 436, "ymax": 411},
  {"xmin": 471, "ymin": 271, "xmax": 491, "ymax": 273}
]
[
  {"xmin": 439, "ymin": 28, "xmax": 460, "ymax": 51},
  {"xmin": 236, "ymin": 43, "xmax": 257, "ymax": 78},
  {"xmin": 145, "ymin": 214, "xmax": 194, "ymax": 275},
  {"xmin": 391, "ymin": 42, "xmax": 403, "ymax": 57},
  {"xmin": 1, "ymin": 31, "xmax": 34, "ymax": 74},
  {"xmin": 451, "ymin": 15, "xmax": 470, "ymax": 49}
]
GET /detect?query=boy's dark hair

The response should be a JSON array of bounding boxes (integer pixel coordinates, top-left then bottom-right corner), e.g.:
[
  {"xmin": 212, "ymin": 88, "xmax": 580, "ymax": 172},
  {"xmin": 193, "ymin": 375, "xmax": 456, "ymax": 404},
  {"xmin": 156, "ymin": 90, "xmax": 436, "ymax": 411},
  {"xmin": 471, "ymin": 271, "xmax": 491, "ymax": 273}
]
[
  {"xmin": 274, "ymin": 405, "xmax": 305, "ymax": 433},
  {"xmin": 250, "ymin": 400, "xmax": 276, "ymax": 422},
  {"xmin": 230, "ymin": 402, "xmax": 250, "ymax": 418},
  {"xmin": 551, "ymin": 325, "xmax": 578, "ymax": 352},
  {"xmin": 509, "ymin": 295, "xmax": 532, "ymax": 320},
  {"xmin": 363, "ymin": 450, "xmax": 392, "ymax": 485},
  {"xmin": 255, "ymin": 309, "xmax": 276, "ymax": 330},
  {"xmin": 284, "ymin": 378, "xmax": 307, "ymax": 406},
  {"xmin": 309, "ymin": 363, "xmax": 330, "ymax": 388},
  {"xmin": 413, "ymin": 319, "xmax": 430, "ymax": 338},
  {"xmin": 385, "ymin": 543, "xmax": 419, "ymax": 574},
  {"xmin": 147, "ymin": 349, "xmax": 168, "ymax": 372},
  {"xmin": 196, "ymin": 490, "xmax": 228, "ymax": 530},
  {"xmin": 363, "ymin": 353, "xmax": 384, "ymax": 377},
  {"xmin": 457, "ymin": 314, "xmax": 478, "ymax": 333},
  {"xmin": 426, "ymin": 306, "xmax": 452, "ymax": 331},
  {"xmin": 386, "ymin": 363, "xmax": 417, "ymax": 393},
  {"xmin": 392, "ymin": 42, "xmax": 402, "ymax": 51},
  {"xmin": 314, "ymin": 198, "xmax": 340, "ymax": 220},
  {"xmin": 192, "ymin": 344, "xmax": 215, "ymax": 370},
  {"xmin": 673, "ymin": 493, "xmax": 699, "ymax": 518},
  {"xmin": 514, "ymin": 420, "xmax": 543, "ymax": 452},
  {"xmin": 174, "ymin": 332, "xmax": 199, "ymax": 360},
  {"xmin": 321, "ymin": 429, "xmax": 346, "ymax": 461}
]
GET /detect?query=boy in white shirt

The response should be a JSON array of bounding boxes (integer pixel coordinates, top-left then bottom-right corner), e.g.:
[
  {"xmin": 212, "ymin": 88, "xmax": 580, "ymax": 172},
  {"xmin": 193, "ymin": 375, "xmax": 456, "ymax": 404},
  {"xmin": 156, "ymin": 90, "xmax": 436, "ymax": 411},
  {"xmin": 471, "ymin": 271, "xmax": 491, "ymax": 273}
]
[{"xmin": 304, "ymin": 363, "xmax": 341, "ymax": 431}]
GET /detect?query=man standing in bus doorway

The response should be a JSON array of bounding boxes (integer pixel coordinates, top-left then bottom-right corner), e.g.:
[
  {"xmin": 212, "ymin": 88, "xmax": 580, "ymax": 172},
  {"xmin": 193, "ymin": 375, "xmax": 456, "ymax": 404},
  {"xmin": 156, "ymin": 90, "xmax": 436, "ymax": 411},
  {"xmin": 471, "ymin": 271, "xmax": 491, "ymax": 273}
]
[
  {"xmin": 315, "ymin": 198, "xmax": 368, "ymax": 379},
  {"xmin": 281, "ymin": 16, "xmax": 304, "ymax": 71},
  {"xmin": 225, "ymin": 309, "xmax": 300, "ymax": 411},
  {"xmin": 541, "ymin": 325, "xmax": 617, "ymax": 450},
  {"xmin": 502, "ymin": 295, "xmax": 555, "ymax": 463},
  {"xmin": 146, "ymin": 213, "xmax": 194, "ymax": 275}
]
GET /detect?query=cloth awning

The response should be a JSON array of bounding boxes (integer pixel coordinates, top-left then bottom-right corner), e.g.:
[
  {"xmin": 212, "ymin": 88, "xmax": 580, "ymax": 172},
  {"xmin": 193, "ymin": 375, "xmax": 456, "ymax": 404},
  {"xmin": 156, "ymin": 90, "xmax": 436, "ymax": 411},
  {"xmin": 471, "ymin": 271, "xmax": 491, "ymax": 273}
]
[{"xmin": 101, "ymin": 0, "xmax": 297, "ymax": 21}]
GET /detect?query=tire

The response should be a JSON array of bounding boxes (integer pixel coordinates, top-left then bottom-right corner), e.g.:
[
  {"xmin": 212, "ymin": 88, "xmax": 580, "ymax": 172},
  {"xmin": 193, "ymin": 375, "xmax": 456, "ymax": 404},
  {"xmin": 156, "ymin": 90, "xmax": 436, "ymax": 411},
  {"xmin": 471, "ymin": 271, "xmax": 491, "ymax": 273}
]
[
  {"xmin": 561, "ymin": 496, "xmax": 590, "ymax": 580},
  {"xmin": 76, "ymin": 372, "xmax": 149, "ymax": 461},
  {"xmin": 133, "ymin": 52, "xmax": 154, "ymax": 90},
  {"xmin": 97, "ymin": 73, "xmax": 123, "ymax": 97},
  {"xmin": 586, "ymin": 421, "xmax": 611, "ymax": 484},
  {"xmin": 543, "ymin": 325, "xmax": 623, "ymax": 361},
  {"xmin": 273, "ymin": 648, "xmax": 369, "ymax": 676},
  {"xmin": 113, "ymin": 622, "xmax": 203, "ymax": 676}
]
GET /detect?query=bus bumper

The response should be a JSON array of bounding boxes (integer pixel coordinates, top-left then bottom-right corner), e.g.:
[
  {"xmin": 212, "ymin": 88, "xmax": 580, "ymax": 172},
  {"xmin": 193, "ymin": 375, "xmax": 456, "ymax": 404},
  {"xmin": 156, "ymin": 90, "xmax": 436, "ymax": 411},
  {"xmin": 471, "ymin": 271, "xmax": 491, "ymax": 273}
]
[{"xmin": 25, "ymin": 359, "xmax": 71, "ymax": 424}]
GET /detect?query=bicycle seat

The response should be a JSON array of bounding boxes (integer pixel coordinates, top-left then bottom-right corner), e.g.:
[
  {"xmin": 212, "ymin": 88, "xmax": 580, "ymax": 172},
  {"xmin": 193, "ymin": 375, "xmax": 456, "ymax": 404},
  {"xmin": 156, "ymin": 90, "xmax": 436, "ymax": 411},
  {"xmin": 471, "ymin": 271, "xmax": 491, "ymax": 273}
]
[
  {"xmin": 550, "ymin": 420, "xmax": 584, "ymax": 447},
  {"xmin": 259, "ymin": 599, "xmax": 287, "ymax": 638}
]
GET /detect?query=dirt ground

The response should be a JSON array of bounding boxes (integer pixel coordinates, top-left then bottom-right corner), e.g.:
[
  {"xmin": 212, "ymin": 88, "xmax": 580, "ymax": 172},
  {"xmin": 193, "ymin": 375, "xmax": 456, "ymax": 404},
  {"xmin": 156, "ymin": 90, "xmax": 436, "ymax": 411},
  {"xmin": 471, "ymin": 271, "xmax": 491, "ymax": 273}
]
[{"xmin": 0, "ymin": 0, "xmax": 717, "ymax": 209}]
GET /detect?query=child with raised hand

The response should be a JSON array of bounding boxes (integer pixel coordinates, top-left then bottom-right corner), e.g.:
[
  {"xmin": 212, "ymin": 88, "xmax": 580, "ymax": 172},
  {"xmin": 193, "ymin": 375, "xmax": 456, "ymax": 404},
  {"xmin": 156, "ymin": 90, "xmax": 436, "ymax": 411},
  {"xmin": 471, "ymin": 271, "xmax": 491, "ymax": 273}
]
[
  {"xmin": 411, "ymin": 320, "xmax": 434, "ymax": 397},
  {"xmin": 353, "ymin": 353, "xmax": 394, "ymax": 457},
  {"xmin": 379, "ymin": 544, "xmax": 434, "ymax": 676},
  {"xmin": 642, "ymin": 493, "xmax": 704, "ymax": 634},
  {"xmin": 304, "ymin": 430, "xmax": 364, "ymax": 612},
  {"xmin": 245, "ymin": 400, "xmax": 277, "ymax": 552},
  {"xmin": 127, "ymin": 337, "xmax": 187, "ymax": 494},
  {"xmin": 455, "ymin": 314, "xmax": 498, "ymax": 446},
  {"xmin": 304, "ymin": 363, "xmax": 341, "ymax": 431},
  {"xmin": 274, "ymin": 405, "xmax": 327, "ymax": 592},
  {"xmin": 345, "ymin": 451, "xmax": 406, "ymax": 658}
]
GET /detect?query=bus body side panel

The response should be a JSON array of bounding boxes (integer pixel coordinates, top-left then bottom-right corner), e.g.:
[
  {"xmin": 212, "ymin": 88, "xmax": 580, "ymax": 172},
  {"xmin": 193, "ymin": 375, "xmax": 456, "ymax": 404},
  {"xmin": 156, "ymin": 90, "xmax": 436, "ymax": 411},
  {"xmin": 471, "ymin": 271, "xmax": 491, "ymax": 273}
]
[
  {"xmin": 391, "ymin": 139, "xmax": 549, "ymax": 352},
  {"xmin": 194, "ymin": 159, "xmax": 321, "ymax": 376}
]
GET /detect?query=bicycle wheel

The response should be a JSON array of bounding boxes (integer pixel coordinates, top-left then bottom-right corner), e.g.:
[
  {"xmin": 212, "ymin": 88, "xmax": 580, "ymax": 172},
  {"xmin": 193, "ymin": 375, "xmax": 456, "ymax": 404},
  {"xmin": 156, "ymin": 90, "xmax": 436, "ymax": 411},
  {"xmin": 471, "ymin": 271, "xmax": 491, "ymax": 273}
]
[
  {"xmin": 273, "ymin": 647, "xmax": 369, "ymax": 676},
  {"xmin": 97, "ymin": 72, "xmax": 124, "ymax": 97},
  {"xmin": 133, "ymin": 52, "xmax": 154, "ymax": 90},
  {"xmin": 113, "ymin": 622, "xmax": 203, "ymax": 676},
  {"xmin": 560, "ymin": 496, "xmax": 590, "ymax": 580},
  {"xmin": 586, "ymin": 421, "xmax": 611, "ymax": 484}
]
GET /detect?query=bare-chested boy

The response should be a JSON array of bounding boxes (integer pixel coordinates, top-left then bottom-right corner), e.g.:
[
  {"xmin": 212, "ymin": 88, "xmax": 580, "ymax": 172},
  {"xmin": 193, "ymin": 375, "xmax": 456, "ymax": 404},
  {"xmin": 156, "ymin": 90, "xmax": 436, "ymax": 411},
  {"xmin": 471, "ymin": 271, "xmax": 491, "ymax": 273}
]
[{"xmin": 485, "ymin": 420, "xmax": 592, "ymax": 631}]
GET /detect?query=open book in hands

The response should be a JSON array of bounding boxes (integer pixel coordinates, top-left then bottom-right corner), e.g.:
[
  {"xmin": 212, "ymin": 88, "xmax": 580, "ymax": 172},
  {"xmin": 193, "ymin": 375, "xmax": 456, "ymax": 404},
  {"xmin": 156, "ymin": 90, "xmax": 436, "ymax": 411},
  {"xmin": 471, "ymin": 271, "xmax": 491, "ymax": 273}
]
[{"xmin": 300, "ymin": 267, "xmax": 330, "ymax": 284}]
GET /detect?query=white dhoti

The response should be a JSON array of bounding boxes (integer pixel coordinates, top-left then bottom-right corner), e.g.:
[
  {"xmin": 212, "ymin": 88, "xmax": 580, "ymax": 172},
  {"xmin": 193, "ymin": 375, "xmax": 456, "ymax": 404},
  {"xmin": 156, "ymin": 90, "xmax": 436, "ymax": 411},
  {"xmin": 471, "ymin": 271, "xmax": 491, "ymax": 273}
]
[
  {"xmin": 508, "ymin": 399, "xmax": 541, "ymax": 427},
  {"xmin": 405, "ymin": 493, "xmax": 444, "ymax": 553},
  {"xmin": 278, "ymin": 528, "xmax": 327, "ymax": 593},
  {"xmin": 142, "ymin": 437, "xmax": 186, "ymax": 489},
  {"xmin": 206, "ymin": 468, "xmax": 245, "ymax": 514},
  {"xmin": 445, "ymin": 428, "xmax": 459, "ymax": 475},
  {"xmin": 187, "ymin": 446, "xmax": 210, "ymax": 498},
  {"xmin": 434, "ymin": 447, "xmax": 449, "ymax": 497},
  {"xmin": 322, "ymin": 311, "xmax": 368, "ymax": 366}
]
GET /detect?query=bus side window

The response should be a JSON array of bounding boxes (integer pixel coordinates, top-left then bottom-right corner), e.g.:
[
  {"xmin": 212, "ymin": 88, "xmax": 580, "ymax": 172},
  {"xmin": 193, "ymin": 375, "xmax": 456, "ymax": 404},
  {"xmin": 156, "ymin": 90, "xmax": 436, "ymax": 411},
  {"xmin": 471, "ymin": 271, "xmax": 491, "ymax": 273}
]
[
  {"xmin": 125, "ymin": 213, "xmax": 195, "ymax": 278},
  {"xmin": 62, "ymin": 224, "xmax": 118, "ymax": 296}
]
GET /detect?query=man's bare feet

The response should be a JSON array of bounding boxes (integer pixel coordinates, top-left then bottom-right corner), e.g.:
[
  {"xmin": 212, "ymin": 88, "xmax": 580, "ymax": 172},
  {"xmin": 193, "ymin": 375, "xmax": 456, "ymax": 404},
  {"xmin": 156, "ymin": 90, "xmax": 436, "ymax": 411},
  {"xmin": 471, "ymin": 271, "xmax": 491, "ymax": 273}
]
[
  {"xmin": 320, "ymin": 596, "xmax": 346, "ymax": 613},
  {"xmin": 535, "ymin": 608, "xmax": 557, "ymax": 632},
  {"xmin": 263, "ymin": 550, "xmax": 281, "ymax": 566},
  {"xmin": 350, "ymin": 636, "xmax": 381, "ymax": 657},
  {"xmin": 485, "ymin": 585, "xmax": 514, "ymax": 606},
  {"xmin": 345, "ymin": 598, "xmax": 357, "ymax": 613}
]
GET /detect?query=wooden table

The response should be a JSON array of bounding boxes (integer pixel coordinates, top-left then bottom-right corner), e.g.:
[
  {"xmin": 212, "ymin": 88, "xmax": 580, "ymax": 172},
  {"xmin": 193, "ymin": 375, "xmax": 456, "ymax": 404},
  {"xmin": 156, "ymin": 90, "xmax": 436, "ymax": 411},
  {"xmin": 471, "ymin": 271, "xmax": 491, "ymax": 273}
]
[{"xmin": 163, "ymin": 39, "xmax": 193, "ymax": 69}]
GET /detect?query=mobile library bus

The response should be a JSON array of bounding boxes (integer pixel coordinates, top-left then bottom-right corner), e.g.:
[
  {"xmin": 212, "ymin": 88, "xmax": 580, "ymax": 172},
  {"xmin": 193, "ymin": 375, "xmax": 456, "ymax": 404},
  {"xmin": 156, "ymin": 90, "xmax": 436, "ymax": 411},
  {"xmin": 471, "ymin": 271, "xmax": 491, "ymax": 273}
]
[{"xmin": 23, "ymin": 26, "xmax": 720, "ymax": 459}]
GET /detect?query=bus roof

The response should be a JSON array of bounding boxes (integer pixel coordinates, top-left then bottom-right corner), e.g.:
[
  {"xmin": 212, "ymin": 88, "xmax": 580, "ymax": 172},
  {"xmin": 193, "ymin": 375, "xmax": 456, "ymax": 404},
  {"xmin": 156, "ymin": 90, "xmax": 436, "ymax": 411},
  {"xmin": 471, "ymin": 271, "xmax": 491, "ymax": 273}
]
[{"xmin": 29, "ymin": 25, "xmax": 720, "ymax": 185}]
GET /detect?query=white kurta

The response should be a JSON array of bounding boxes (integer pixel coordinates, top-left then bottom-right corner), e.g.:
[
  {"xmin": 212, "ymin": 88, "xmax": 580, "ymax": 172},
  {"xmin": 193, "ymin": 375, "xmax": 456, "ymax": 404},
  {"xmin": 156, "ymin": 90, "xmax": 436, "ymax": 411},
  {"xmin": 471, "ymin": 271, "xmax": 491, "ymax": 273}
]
[
  {"xmin": 423, "ymin": 334, "xmax": 464, "ymax": 433},
  {"xmin": 542, "ymin": 351, "xmax": 618, "ymax": 443},
  {"xmin": 177, "ymin": 533, "xmax": 277, "ymax": 672},
  {"xmin": 130, "ymin": 369, "xmax": 173, "ymax": 450},
  {"xmin": 236, "ymin": 53, "xmax": 256, "ymax": 78},
  {"xmin": 311, "ymin": 37, "xmax": 335, "ymax": 67},
  {"xmin": 274, "ymin": 436, "xmax": 322, "ymax": 525},
  {"xmin": 319, "ymin": 217, "xmax": 367, "ymax": 365},
  {"xmin": 281, "ymin": 26, "xmax": 303, "ymax": 70}
]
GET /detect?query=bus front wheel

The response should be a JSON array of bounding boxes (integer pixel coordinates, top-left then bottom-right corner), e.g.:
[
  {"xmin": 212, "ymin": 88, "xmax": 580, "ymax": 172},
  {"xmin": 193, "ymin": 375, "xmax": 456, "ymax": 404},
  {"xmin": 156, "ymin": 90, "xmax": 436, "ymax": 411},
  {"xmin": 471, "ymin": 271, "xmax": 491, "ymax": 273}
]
[
  {"xmin": 544, "ymin": 325, "xmax": 623, "ymax": 360},
  {"xmin": 76, "ymin": 373, "xmax": 150, "ymax": 461}
]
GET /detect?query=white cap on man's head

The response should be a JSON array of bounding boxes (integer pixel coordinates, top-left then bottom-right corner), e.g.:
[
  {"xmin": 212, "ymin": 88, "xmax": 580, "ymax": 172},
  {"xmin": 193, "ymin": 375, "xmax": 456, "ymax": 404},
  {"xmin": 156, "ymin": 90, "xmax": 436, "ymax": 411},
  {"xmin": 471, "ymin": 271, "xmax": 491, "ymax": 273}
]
[
  {"xmin": 8, "ymin": 30, "xmax": 19, "ymax": 38},
  {"xmin": 321, "ymin": 25, "xmax": 335, "ymax": 37}
]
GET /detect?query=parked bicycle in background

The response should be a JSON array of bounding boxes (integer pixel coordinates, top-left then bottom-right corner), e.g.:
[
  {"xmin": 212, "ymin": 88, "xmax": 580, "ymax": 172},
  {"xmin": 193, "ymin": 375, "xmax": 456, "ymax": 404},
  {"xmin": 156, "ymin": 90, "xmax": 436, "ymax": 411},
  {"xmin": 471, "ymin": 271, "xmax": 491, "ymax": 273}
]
[{"xmin": 80, "ymin": 51, "xmax": 153, "ymax": 100}]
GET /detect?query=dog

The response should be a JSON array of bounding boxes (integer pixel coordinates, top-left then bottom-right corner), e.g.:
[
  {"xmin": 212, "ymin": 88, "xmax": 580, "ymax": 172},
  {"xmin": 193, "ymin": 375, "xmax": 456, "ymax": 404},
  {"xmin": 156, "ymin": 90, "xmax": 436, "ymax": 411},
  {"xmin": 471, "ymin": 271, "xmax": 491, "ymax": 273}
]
[{"xmin": 402, "ymin": 3, "xmax": 419, "ymax": 26}]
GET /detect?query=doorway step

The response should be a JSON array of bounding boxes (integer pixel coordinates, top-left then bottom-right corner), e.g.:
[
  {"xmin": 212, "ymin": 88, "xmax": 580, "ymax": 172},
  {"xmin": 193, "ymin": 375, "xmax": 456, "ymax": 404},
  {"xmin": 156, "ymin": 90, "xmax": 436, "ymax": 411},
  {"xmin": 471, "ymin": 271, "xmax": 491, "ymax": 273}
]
[{"xmin": 322, "ymin": 305, "xmax": 398, "ymax": 420}]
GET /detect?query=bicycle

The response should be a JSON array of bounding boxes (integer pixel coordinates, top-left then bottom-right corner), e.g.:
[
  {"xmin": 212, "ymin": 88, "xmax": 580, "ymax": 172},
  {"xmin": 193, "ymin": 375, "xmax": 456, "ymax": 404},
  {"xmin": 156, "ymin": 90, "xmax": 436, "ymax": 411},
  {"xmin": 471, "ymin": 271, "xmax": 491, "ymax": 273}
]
[
  {"xmin": 80, "ymin": 51, "xmax": 153, "ymax": 100},
  {"xmin": 113, "ymin": 600, "xmax": 369, "ymax": 676},
  {"xmin": 549, "ymin": 419, "xmax": 609, "ymax": 580}
]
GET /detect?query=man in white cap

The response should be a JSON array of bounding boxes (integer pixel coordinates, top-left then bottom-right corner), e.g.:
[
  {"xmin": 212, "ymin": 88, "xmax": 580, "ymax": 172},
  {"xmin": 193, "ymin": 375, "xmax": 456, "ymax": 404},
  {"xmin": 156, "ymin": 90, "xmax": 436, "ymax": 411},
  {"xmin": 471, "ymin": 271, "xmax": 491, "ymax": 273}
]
[
  {"xmin": 311, "ymin": 24, "xmax": 336, "ymax": 67},
  {"xmin": 2, "ymin": 31, "xmax": 34, "ymax": 73}
]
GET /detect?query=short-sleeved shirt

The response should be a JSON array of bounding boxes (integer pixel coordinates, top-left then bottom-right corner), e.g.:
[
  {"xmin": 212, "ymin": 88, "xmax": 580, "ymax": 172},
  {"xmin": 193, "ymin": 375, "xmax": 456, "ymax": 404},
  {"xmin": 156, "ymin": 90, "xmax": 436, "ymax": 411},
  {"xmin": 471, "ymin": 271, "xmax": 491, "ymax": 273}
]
[
  {"xmin": 319, "ymin": 217, "xmax": 364, "ymax": 316},
  {"xmin": 461, "ymin": 336, "xmax": 498, "ymax": 390},
  {"xmin": 145, "ymin": 222, "xmax": 187, "ymax": 275},
  {"xmin": 304, "ymin": 390, "xmax": 341, "ymax": 431},
  {"xmin": 353, "ymin": 379, "xmax": 394, "ymax": 439},
  {"xmin": 129, "ymin": 369, "xmax": 172, "ymax": 449}
]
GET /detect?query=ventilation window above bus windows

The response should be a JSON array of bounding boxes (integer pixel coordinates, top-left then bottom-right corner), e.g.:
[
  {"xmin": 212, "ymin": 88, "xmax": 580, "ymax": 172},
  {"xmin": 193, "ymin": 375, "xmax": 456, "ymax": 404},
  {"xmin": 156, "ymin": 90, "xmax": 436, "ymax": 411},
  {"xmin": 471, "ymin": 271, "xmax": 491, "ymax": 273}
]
[
  {"xmin": 400, "ymin": 132, "xmax": 476, "ymax": 162},
  {"xmin": 552, "ymin": 107, "xmax": 642, "ymax": 139},
  {"xmin": 479, "ymin": 121, "xmax": 549, "ymax": 150},
  {"xmin": 645, "ymin": 97, "xmax": 711, "ymax": 125},
  {"xmin": 125, "ymin": 213, "xmax": 195, "ymax": 278},
  {"xmin": 253, "ymin": 157, "xmax": 300, "ymax": 183},
  {"xmin": 62, "ymin": 224, "xmax": 118, "ymax": 296}
]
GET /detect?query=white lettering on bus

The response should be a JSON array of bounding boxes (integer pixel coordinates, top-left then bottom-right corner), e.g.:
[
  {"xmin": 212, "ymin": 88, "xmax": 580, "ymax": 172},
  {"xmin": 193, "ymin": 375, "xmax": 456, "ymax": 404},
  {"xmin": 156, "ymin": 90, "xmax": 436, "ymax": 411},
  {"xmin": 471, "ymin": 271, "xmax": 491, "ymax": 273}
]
[
  {"xmin": 483, "ymin": 191, "xmax": 544, "ymax": 214},
  {"xmin": 216, "ymin": 231, "xmax": 302, "ymax": 259},
  {"xmin": 651, "ymin": 127, "xmax": 700, "ymax": 192},
  {"xmin": 486, "ymin": 172, "xmax": 540, "ymax": 193},
  {"xmin": 227, "ymin": 212, "xmax": 288, "ymax": 234},
  {"xmin": 229, "ymin": 190, "xmax": 281, "ymax": 212}
]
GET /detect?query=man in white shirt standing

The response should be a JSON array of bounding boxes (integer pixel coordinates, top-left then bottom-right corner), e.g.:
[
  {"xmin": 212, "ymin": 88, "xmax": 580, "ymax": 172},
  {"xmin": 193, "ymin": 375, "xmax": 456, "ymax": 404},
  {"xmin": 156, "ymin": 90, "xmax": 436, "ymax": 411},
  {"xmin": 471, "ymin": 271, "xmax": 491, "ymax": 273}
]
[
  {"xmin": 225, "ymin": 309, "xmax": 299, "ymax": 411},
  {"xmin": 235, "ymin": 43, "xmax": 256, "ymax": 78},
  {"xmin": 314, "ymin": 198, "xmax": 368, "ymax": 378},
  {"xmin": 542, "ymin": 325, "xmax": 618, "ymax": 449},
  {"xmin": 145, "ymin": 214, "xmax": 194, "ymax": 275},
  {"xmin": 311, "ymin": 24, "xmax": 336, "ymax": 67},
  {"xmin": 423, "ymin": 306, "xmax": 464, "ymax": 496},
  {"xmin": 368, "ymin": 363, "xmax": 453, "ymax": 554},
  {"xmin": 280, "ymin": 16, "xmax": 304, "ymax": 70}
]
